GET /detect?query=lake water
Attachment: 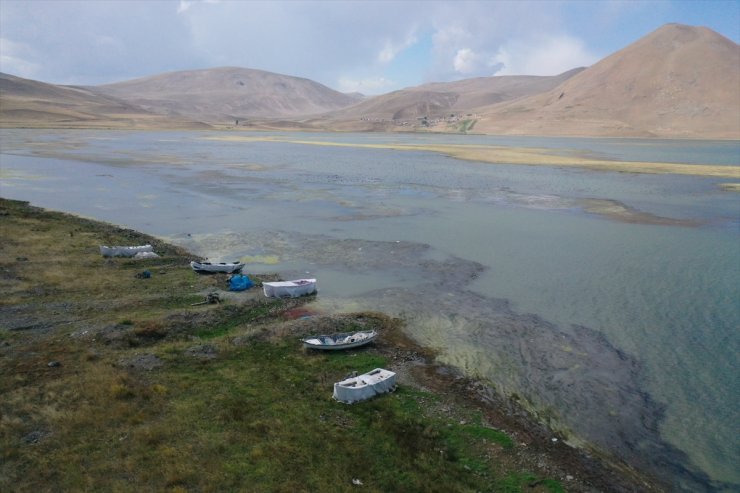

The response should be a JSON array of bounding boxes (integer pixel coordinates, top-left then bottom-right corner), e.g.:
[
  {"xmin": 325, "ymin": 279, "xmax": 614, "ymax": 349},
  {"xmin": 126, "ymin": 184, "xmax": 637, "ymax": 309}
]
[{"xmin": 1, "ymin": 129, "xmax": 738, "ymax": 491}]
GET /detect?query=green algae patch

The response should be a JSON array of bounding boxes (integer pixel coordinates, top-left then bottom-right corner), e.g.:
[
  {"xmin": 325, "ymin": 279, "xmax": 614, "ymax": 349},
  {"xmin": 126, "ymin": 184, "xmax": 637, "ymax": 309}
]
[
  {"xmin": 241, "ymin": 254, "xmax": 280, "ymax": 264},
  {"xmin": 719, "ymin": 182, "xmax": 740, "ymax": 192}
]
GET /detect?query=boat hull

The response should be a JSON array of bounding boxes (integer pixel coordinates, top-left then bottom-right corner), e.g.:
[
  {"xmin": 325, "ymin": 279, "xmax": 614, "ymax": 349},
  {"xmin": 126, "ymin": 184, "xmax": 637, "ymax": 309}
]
[
  {"xmin": 190, "ymin": 261, "xmax": 245, "ymax": 273},
  {"xmin": 263, "ymin": 279, "xmax": 317, "ymax": 298},
  {"xmin": 302, "ymin": 330, "xmax": 377, "ymax": 350},
  {"xmin": 333, "ymin": 368, "xmax": 396, "ymax": 404}
]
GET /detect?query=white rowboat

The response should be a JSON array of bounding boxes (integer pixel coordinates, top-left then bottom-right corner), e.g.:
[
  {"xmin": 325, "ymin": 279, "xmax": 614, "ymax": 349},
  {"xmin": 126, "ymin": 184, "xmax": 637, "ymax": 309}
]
[
  {"xmin": 263, "ymin": 278, "xmax": 317, "ymax": 298},
  {"xmin": 190, "ymin": 260, "xmax": 245, "ymax": 273},
  {"xmin": 333, "ymin": 368, "xmax": 396, "ymax": 404},
  {"xmin": 302, "ymin": 330, "xmax": 377, "ymax": 350}
]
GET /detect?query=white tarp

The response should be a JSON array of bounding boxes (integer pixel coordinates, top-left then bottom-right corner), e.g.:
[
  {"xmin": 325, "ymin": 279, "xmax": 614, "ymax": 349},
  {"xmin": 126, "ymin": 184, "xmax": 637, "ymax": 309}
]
[
  {"xmin": 134, "ymin": 251, "xmax": 160, "ymax": 259},
  {"xmin": 263, "ymin": 279, "xmax": 317, "ymax": 298},
  {"xmin": 99, "ymin": 244, "xmax": 153, "ymax": 257},
  {"xmin": 333, "ymin": 368, "xmax": 396, "ymax": 404}
]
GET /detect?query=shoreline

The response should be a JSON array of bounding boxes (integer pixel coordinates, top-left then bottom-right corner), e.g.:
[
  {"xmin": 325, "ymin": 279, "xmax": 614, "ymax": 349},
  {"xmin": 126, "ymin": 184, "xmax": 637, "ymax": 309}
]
[
  {"xmin": 3, "ymin": 121, "xmax": 739, "ymax": 142},
  {"xmin": 0, "ymin": 197, "xmax": 667, "ymax": 492}
]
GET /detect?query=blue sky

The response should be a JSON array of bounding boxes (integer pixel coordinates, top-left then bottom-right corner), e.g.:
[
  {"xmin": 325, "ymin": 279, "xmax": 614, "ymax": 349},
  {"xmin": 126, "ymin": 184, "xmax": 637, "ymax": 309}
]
[{"xmin": 1, "ymin": 0, "xmax": 738, "ymax": 94}]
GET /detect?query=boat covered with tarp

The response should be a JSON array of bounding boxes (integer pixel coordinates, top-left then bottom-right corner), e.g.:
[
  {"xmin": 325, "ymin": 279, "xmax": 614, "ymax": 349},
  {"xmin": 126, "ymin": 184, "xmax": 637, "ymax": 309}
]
[
  {"xmin": 99, "ymin": 244, "xmax": 153, "ymax": 257},
  {"xmin": 190, "ymin": 260, "xmax": 245, "ymax": 274},
  {"xmin": 302, "ymin": 330, "xmax": 377, "ymax": 350},
  {"xmin": 333, "ymin": 368, "xmax": 396, "ymax": 404},
  {"xmin": 263, "ymin": 278, "xmax": 317, "ymax": 298}
]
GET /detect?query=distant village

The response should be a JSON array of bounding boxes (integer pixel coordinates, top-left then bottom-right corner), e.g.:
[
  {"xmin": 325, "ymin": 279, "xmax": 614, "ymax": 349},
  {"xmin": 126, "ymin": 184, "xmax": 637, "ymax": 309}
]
[{"xmin": 359, "ymin": 113, "xmax": 479, "ymax": 129}]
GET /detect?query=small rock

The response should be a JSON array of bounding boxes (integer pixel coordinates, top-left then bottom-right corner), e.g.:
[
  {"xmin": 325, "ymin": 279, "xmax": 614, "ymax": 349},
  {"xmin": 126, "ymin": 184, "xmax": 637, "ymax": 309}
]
[
  {"xmin": 119, "ymin": 353, "xmax": 163, "ymax": 371},
  {"xmin": 185, "ymin": 344, "xmax": 218, "ymax": 360},
  {"xmin": 352, "ymin": 478, "xmax": 363, "ymax": 486},
  {"xmin": 21, "ymin": 430, "xmax": 48, "ymax": 444},
  {"xmin": 551, "ymin": 438, "xmax": 558, "ymax": 443},
  {"xmin": 47, "ymin": 361, "xmax": 61, "ymax": 368},
  {"xmin": 566, "ymin": 475, "xmax": 574, "ymax": 481}
]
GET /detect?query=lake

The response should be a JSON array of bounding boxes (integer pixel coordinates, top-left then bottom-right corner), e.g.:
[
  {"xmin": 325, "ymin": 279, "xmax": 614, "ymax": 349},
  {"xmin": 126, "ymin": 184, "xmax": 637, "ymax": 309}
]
[{"xmin": 1, "ymin": 129, "xmax": 738, "ymax": 491}]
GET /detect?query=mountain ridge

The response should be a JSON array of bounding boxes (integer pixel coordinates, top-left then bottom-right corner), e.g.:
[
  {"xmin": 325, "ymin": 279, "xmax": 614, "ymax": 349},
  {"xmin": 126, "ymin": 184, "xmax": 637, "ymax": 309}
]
[
  {"xmin": 89, "ymin": 66, "xmax": 363, "ymax": 121},
  {"xmin": 1, "ymin": 23, "xmax": 738, "ymax": 139}
]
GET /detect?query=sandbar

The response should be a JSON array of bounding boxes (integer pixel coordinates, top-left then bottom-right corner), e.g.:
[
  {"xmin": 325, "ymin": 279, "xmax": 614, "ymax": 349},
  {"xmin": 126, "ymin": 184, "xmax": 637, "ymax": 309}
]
[{"xmin": 206, "ymin": 135, "xmax": 740, "ymax": 179}]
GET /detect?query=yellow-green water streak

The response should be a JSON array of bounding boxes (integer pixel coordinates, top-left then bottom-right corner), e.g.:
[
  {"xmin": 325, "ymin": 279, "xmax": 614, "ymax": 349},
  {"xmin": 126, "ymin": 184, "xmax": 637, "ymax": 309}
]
[{"xmin": 205, "ymin": 135, "xmax": 740, "ymax": 179}]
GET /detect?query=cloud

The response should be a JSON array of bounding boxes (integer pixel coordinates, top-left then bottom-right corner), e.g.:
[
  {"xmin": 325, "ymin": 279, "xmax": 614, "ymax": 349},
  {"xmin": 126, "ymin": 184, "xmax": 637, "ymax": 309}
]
[
  {"xmin": 452, "ymin": 48, "xmax": 479, "ymax": 74},
  {"xmin": 377, "ymin": 32, "xmax": 418, "ymax": 64},
  {"xmin": 492, "ymin": 34, "xmax": 598, "ymax": 76},
  {"xmin": 0, "ymin": 38, "xmax": 41, "ymax": 79}
]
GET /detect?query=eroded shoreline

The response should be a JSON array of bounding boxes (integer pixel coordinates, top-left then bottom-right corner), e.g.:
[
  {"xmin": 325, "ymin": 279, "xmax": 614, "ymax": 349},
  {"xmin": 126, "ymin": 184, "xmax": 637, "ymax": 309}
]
[{"xmin": 0, "ymin": 197, "xmax": 676, "ymax": 492}]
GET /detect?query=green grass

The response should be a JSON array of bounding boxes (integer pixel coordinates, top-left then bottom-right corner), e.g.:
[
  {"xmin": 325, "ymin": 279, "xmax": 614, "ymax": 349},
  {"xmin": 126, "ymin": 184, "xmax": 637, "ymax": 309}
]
[{"xmin": 458, "ymin": 119, "xmax": 477, "ymax": 133}]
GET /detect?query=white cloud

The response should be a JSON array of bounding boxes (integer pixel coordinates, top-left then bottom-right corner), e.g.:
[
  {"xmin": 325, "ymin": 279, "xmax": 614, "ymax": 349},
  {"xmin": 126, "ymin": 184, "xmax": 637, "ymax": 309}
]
[
  {"xmin": 377, "ymin": 32, "xmax": 418, "ymax": 64},
  {"xmin": 453, "ymin": 48, "xmax": 479, "ymax": 74},
  {"xmin": 0, "ymin": 38, "xmax": 41, "ymax": 79},
  {"xmin": 492, "ymin": 34, "xmax": 598, "ymax": 76}
]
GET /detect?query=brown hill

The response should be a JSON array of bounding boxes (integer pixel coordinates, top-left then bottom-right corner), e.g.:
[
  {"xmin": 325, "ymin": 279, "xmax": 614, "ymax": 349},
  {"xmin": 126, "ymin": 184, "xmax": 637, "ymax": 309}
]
[
  {"xmin": 318, "ymin": 69, "xmax": 584, "ymax": 124},
  {"xmin": 91, "ymin": 67, "xmax": 362, "ymax": 122},
  {"xmin": 474, "ymin": 24, "xmax": 740, "ymax": 139},
  {"xmin": 0, "ymin": 72, "xmax": 207, "ymax": 129}
]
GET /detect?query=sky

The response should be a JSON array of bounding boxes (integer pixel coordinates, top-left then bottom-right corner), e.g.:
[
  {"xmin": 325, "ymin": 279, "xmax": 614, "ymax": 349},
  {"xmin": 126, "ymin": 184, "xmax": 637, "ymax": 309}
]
[{"xmin": 1, "ymin": 0, "xmax": 738, "ymax": 94}]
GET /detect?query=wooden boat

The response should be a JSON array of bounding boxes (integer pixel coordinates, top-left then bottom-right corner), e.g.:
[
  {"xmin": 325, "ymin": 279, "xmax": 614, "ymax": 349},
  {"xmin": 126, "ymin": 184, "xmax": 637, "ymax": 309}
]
[
  {"xmin": 99, "ymin": 244, "xmax": 153, "ymax": 257},
  {"xmin": 302, "ymin": 330, "xmax": 377, "ymax": 350},
  {"xmin": 333, "ymin": 368, "xmax": 396, "ymax": 404},
  {"xmin": 190, "ymin": 260, "xmax": 245, "ymax": 273},
  {"xmin": 263, "ymin": 278, "xmax": 317, "ymax": 298}
]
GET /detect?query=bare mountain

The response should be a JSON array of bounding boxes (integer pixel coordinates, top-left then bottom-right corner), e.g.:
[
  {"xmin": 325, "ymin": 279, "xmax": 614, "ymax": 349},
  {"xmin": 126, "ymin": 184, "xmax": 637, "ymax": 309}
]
[
  {"xmin": 0, "ymin": 72, "xmax": 207, "ymax": 129},
  {"xmin": 91, "ymin": 67, "xmax": 362, "ymax": 122},
  {"xmin": 2, "ymin": 24, "xmax": 737, "ymax": 138},
  {"xmin": 474, "ymin": 24, "xmax": 740, "ymax": 139},
  {"xmin": 319, "ymin": 69, "xmax": 584, "ymax": 123}
]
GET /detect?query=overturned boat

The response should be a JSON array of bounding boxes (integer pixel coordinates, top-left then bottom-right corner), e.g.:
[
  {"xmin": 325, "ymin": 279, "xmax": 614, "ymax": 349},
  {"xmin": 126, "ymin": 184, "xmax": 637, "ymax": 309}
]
[
  {"xmin": 302, "ymin": 330, "xmax": 377, "ymax": 351},
  {"xmin": 263, "ymin": 278, "xmax": 317, "ymax": 298},
  {"xmin": 333, "ymin": 368, "xmax": 397, "ymax": 404},
  {"xmin": 190, "ymin": 260, "xmax": 245, "ymax": 274},
  {"xmin": 100, "ymin": 244, "xmax": 153, "ymax": 257}
]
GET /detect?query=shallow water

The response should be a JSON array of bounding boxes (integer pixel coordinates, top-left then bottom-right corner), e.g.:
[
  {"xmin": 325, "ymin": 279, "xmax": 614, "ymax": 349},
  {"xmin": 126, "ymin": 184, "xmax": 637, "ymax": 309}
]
[{"xmin": 1, "ymin": 129, "xmax": 738, "ymax": 491}]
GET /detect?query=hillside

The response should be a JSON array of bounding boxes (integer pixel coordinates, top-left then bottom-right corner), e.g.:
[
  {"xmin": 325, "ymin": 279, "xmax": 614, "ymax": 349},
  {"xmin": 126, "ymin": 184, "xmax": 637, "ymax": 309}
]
[
  {"xmin": 0, "ymin": 73, "xmax": 207, "ymax": 129},
  {"xmin": 474, "ymin": 24, "xmax": 740, "ymax": 138},
  {"xmin": 91, "ymin": 67, "xmax": 363, "ymax": 122},
  {"xmin": 322, "ymin": 68, "xmax": 584, "ymax": 123}
]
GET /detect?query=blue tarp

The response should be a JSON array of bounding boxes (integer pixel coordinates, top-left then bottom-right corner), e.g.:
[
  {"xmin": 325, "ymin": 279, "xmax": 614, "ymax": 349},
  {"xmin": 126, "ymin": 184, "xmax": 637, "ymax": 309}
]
[{"xmin": 229, "ymin": 274, "xmax": 253, "ymax": 291}]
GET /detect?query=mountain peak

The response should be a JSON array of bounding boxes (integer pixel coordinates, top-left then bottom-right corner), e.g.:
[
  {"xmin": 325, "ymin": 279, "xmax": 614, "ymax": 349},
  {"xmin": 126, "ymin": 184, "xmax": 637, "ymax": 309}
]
[{"xmin": 473, "ymin": 24, "xmax": 740, "ymax": 139}]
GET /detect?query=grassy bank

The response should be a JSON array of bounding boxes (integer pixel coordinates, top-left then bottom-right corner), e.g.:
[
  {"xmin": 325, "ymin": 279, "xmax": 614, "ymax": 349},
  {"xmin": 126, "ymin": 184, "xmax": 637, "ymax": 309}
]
[{"xmin": 0, "ymin": 198, "xmax": 660, "ymax": 492}]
